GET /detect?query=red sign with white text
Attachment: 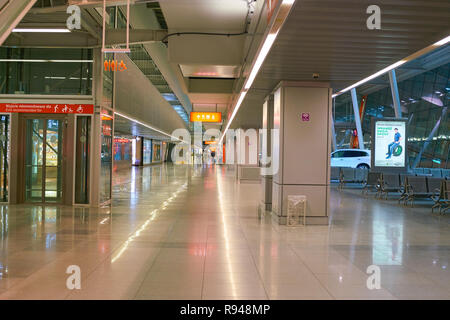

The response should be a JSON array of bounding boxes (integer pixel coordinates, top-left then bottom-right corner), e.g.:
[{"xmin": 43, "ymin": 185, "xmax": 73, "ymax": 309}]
[{"xmin": 0, "ymin": 103, "xmax": 94, "ymax": 114}]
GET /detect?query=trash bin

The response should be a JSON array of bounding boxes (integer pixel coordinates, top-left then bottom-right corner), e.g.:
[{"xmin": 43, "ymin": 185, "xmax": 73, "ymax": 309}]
[{"xmin": 287, "ymin": 195, "xmax": 306, "ymax": 226}]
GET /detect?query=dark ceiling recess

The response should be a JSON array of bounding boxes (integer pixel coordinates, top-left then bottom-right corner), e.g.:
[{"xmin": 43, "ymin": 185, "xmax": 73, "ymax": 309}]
[{"xmin": 146, "ymin": 2, "xmax": 167, "ymax": 30}]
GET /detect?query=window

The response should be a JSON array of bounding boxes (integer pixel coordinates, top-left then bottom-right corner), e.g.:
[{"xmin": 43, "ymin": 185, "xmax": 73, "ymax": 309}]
[{"xmin": 332, "ymin": 151, "xmax": 344, "ymax": 158}]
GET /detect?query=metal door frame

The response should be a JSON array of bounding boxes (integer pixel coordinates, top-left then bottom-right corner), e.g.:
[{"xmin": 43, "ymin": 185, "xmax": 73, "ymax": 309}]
[
  {"xmin": 21, "ymin": 114, "xmax": 67, "ymax": 204},
  {"xmin": 72, "ymin": 113, "xmax": 93, "ymax": 206},
  {"xmin": 0, "ymin": 113, "xmax": 10, "ymax": 203}
]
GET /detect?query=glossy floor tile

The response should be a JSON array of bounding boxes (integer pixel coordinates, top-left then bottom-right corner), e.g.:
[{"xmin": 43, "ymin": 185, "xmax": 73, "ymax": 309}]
[{"xmin": 0, "ymin": 164, "xmax": 449, "ymax": 300}]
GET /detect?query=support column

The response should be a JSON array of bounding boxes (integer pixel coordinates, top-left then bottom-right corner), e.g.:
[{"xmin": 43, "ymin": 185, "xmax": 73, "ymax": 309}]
[
  {"xmin": 389, "ymin": 69, "xmax": 402, "ymax": 118},
  {"xmin": 331, "ymin": 114, "xmax": 337, "ymax": 152},
  {"xmin": 260, "ymin": 95, "xmax": 274, "ymax": 210},
  {"xmin": 351, "ymin": 88, "xmax": 364, "ymax": 149},
  {"xmin": 271, "ymin": 81, "xmax": 332, "ymax": 225},
  {"xmin": 90, "ymin": 48, "xmax": 115, "ymax": 206},
  {"xmin": 193, "ymin": 121, "xmax": 203, "ymax": 165}
]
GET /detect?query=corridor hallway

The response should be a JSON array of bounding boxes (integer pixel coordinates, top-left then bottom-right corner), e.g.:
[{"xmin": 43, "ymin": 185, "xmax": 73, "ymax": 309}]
[{"xmin": 0, "ymin": 164, "xmax": 449, "ymax": 300}]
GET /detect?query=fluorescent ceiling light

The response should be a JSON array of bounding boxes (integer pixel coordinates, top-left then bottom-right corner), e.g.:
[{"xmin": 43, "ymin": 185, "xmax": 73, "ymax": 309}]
[
  {"xmin": 44, "ymin": 76, "xmax": 66, "ymax": 80},
  {"xmin": 219, "ymin": 91, "xmax": 247, "ymax": 144},
  {"xmin": 434, "ymin": 35, "xmax": 450, "ymax": 46},
  {"xmin": 12, "ymin": 28, "xmax": 70, "ymax": 33},
  {"xmin": 114, "ymin": 111, "xmax": 196, "ymax": 148},
  {"xmin": 244, "ymin": 33, "xmax": 278, "ymax": 90},
  {"xmin": 333, "ymin": 34, "xmax": 450, "ymax": 98},
  {"xmin": 332, "ymin": 60, "xmax": 406, "ymax": 98},
  {"xmin": 220, "ymin": 0, "xmax": 296, "ymax": 142}
]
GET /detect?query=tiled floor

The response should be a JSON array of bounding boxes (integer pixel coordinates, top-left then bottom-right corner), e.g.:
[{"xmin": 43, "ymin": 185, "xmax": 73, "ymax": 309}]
[{"xmin": 0, "ymin": 164, "xmax": 449, "ymax": 300}]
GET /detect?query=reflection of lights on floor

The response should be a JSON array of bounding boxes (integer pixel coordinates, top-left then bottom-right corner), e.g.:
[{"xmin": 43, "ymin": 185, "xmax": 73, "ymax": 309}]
[
  {"xmin": 216, "ymin": 169, "xmax": 237, "ymax": 298},
  {"xmin": 99, "ymin": 217, "xmax": 110, "ymax": 225},
  {"xmin": 111, "ymin": 182, "xmax": 188, "ymax": 263}
]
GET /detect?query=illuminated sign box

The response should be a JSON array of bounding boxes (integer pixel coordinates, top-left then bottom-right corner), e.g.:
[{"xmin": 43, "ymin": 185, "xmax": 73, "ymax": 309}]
[
  {"xmin": 371, "ymin": 117, "xmax": 408, "ymax": 173},
  {"xmin": 0, "ymin": 103, "xmax": 94, "ymax": 114},
  {"xmin": 190, "ymin": 112, "xmax": 222, "ymax": 123}
]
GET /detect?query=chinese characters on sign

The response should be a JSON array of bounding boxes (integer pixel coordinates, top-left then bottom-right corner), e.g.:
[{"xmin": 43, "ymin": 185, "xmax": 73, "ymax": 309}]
[
  {"xmin": 104, "ymin": 60, "xmax": 127, "ymax": 72},
  {"xmin": 0, "ymin": 103, "xmax": 94, "ymax": 114},
  {"xmin": 189, "ymin": 112, "xmax": 222, "ymax": 123}
]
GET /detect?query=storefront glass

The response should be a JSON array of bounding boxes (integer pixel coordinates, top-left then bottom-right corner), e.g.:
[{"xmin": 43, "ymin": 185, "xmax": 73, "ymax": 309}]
[
  {"xmin": 153, "ymin": 141, "xmax": 161, "ymax": 163},
  {"xmin": 100, "ymin": 112, "xmax": 113, "ymax": 203},
  {"xmin": 143, "ymin": 139, "xmax": 152, "ymax": 165}
]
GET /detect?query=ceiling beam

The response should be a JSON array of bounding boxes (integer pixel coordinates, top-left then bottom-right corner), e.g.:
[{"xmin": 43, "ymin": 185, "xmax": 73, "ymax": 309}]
[{"xmin": 3, "ymin": 28, "xmax": 167, "ymax": 47}]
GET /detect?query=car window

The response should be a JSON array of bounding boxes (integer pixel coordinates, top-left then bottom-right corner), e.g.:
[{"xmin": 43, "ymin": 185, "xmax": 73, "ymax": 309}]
[
  {"xmin": 343, "ymin": 151, "xmax": 358, "ymax": 157},
  {"xmin": 341, "ymin": 150, "xmax": 368, "ymax": 157},
  {"xmin": 353, "ymin": 151, "xmax": 368, "ymax": 157},
  {"xmin": 332, "ymin": 151, "xmax": 344, "ymax": 158},
  {"xmin": 360, "ymin": 151, "xmax": 369, "ymax": 157}
]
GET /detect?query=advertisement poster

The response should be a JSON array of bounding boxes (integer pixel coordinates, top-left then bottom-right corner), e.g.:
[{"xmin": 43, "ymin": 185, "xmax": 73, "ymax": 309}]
[{"xmin": 374, "ymin": 120, "xmax": 406, "ymax": 168}]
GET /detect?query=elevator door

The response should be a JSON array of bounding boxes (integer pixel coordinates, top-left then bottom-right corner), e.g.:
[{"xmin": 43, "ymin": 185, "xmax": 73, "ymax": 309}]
[{"xmin": 25, "ymin": 119, "xmax": 63, "ymax": 203}]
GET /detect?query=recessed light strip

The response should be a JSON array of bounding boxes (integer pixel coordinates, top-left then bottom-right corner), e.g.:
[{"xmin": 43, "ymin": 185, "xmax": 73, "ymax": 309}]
[
  {"xmin": 220, "ymin": 0, "xmax": 295, "ymax": 144},
  {"xmin": 332, "ymin": 34, "xmax": 450, "ymax": 98},
  {"xmin": 114, "ymin": 111, "xmax": 192, "ymax": 146}
]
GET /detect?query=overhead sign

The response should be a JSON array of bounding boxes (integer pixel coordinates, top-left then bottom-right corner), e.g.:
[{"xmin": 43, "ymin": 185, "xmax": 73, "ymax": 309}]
[
  {"xmin": 0, "ymin": 103, "xmax": 94, "ymax": 114},
  {"xmin": 104, "ymin": 60, "xmax": 127, "ymax": 72},
  {"xmin": 190, "ymin": 112, "xmax": 222, "ymax": 123}
]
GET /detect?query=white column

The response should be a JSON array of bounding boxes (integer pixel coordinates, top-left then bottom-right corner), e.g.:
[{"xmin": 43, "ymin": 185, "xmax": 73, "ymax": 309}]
[
  {"xmin": 351, "ymin": 88, "xmax": 365, "ymax": 149},
  {"xmin": 389, "ymin": 69, "xmax": 402, "ymax": 118}
]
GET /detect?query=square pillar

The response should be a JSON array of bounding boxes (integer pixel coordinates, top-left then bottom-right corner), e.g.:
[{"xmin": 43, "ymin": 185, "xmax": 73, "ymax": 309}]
[
  {"xmin": 271, "ymin": 81, "xmax": 332, "ymax": 225},
  {"xmin": 261, "ymin": 94, "xmax": 274, "ymax": 210}
]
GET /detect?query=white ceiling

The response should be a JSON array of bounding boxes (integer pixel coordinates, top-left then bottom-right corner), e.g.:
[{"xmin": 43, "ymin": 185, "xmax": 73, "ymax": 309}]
[{"xmin": 160, "ymin": 0, "xmax": 248, "ymax": 32}]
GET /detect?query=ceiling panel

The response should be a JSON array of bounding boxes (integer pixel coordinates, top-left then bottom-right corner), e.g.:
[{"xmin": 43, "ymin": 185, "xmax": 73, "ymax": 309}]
[
  {"xmin": 252, "ymin": 0, "xmax": 450, "ymax": 93},
  {"xmin": 232, "ymin": 0, "xmax": 450, "ymax": 128}
]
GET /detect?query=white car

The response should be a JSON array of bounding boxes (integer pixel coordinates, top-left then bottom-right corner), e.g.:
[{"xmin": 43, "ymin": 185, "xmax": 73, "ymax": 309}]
[{"xmin": 331, "ymin": 149, "xmax": 371, "ymax": 169}]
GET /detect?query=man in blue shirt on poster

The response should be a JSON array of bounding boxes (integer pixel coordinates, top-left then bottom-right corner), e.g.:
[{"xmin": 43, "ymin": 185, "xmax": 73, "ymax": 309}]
[{"xmin": 386, "ymin": 128, "xmax": 401, "ymax": 159}]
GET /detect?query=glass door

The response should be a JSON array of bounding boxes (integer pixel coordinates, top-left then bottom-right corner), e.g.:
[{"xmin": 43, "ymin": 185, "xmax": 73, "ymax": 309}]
[{"xmin": 25, "ymin": 119, "xmax": 63, "ymax": 203}]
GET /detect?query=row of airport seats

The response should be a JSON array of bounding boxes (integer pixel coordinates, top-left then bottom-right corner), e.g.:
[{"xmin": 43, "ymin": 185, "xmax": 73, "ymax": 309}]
[
  {"xmin": 330, "ymin": 167, "xmax": 450, "ymax": 213},
  {"xmin": 331, "ymin": 167, "xmax": 450, "ymax": 186},
  {"xmin": 373, "ymin": 172, "xmax": 450, "ymax": 213},
  {"xmin": 413, "ymin": 168, "xmax": 450, "ymax": 178}
]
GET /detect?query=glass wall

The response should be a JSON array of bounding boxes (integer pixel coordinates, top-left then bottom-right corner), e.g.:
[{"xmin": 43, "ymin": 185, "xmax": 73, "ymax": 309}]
[
  {"xmin": 143, "ymin": 139, "xmax": 152, "ymax": 165},
  {"xmin": 113, "ymin": 138, "xmax": 131, "ymax": 161},
  {"xmin": 153, "ymin": 141, "xmax": 161, "ymax": 163},
  {"xmin": 100, "ymin": 112, "xmax": 113, "ymax": 203},
  {"xmin": 0, "ymin": 48, "xmax": 93, "ymax": 95},
  {"xmin": 333, "ymin": 60, "xmax": 450, "ymax": 169},
  {"xmin": 102, "ymin": 52, "xmax": 114, "ymax": 107},
  {"xmin": 397, "ymin": 63, "xmax": 449, "ymax": 168}
]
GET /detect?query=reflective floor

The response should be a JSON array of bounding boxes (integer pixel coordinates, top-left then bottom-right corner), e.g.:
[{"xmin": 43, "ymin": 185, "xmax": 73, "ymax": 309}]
[{"xmin": 0, "ymin": 164, "xmax": 449, "ymax": 300}]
